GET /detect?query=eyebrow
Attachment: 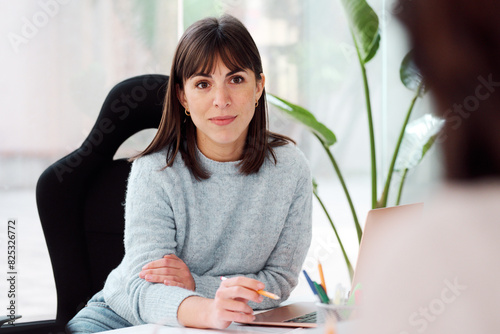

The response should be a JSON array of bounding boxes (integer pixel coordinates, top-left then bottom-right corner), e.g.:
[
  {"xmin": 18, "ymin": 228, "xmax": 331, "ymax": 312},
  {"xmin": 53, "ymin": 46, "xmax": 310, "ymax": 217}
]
[{"xmin": 190, "ymin": 68, "xmax": 247, "ymax": 79}]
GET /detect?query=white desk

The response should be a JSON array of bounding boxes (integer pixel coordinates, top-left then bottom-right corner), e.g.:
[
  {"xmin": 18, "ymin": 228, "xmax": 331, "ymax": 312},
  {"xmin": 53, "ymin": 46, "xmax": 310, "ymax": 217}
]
[
  {"xmin": 100, "ymin": 321, "xmax": 354, "ymax": 334},
  {"xmin": 100, "ymin": 323, "xmax": 333, "ymax": 334},
  {"xmin": 101, "ymin": 323, "xmax": 314, "ymax": 334},
  {"xmin": 97, "ymin": 296, "xmax": 355, "ymax": 334}
]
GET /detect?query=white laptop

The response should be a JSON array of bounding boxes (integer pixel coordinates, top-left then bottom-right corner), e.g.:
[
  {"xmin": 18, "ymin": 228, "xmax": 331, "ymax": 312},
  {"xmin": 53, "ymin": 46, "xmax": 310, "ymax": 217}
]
[{"xmin": 239, "ymin": 203, "xmax": 424, "ymax": 328}]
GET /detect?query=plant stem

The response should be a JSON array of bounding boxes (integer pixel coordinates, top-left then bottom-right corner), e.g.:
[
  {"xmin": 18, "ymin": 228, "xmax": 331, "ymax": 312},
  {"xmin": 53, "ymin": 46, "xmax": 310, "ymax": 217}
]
[
  {"xmin": 314, "ymin": 189, "xmax": 354, "ymax": 281},
  {"xmin": 378, "ymin": 88, "xmax": 421, "ymax": 208},
  {"xmin": 352, "ymin": 33, "xmax": 377, "ymax": 209},
  {"xmin": 317, "ymin": 136, "xmax": 362, "ymax": 243},
  {"xmin": 395, "ymin": 168, "xmax": 409, "ymax": 206}
]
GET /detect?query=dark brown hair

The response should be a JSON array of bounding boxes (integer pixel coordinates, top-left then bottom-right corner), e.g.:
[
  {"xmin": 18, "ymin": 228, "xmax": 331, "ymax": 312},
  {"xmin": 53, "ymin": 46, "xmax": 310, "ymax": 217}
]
[
  {"xmin": 397, "ymin": 0, "xmax": 500, "ymax": 180},
  {"xmin": 134, "ymin": 14, "xmax": 293, "ymax": 179}
]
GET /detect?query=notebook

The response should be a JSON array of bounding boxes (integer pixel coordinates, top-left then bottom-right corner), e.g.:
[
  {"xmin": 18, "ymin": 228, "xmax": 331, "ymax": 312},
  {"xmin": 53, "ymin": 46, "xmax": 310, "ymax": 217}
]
[{"xmin": 238, "ymin": 203, "xmax": 424, "ymax": 328}]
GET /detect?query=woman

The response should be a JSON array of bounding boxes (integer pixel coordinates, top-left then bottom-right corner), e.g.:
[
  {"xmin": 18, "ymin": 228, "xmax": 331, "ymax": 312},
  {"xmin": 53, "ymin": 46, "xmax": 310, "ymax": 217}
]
[
  {"xmin": 66, "ymin": 14, "xmax": 312, "ymax": 333},
  {"xmin": 354, "ymin": 0, "xmax": 500, "ymax": 333}
]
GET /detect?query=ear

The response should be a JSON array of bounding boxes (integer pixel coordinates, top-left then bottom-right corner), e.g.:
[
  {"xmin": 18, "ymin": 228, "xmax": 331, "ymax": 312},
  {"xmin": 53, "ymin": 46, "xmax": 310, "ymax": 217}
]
[
  {"xmin": 176, "ymin": 84, "xmax": 188, "ymax": 109},
  {"xmin": 256, "ymin": 73, "xmax": 266, "ymax": 100}
]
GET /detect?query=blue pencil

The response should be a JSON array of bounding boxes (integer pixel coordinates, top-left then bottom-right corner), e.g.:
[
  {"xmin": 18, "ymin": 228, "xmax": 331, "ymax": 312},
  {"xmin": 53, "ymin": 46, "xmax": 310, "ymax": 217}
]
[{"xmin": 302, "ymin": 270, "xmax": 319, "ymax": 296}]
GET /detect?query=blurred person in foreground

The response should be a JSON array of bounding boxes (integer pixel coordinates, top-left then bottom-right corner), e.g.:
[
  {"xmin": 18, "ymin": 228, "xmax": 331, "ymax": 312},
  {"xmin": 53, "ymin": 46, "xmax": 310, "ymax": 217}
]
[{"xmin": 353, "ymin": 0, "xmax": 500, "ymax": 333}]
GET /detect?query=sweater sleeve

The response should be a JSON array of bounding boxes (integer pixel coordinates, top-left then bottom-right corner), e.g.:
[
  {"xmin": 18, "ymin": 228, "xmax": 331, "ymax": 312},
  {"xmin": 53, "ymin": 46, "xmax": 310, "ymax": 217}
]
[
  {"xmin": 193, "ymin": 157, "xmax": 313, "ymax": 309},
  {"xmin": 120, "ymin": 157, "xmax": 201, "ymax": 326}
]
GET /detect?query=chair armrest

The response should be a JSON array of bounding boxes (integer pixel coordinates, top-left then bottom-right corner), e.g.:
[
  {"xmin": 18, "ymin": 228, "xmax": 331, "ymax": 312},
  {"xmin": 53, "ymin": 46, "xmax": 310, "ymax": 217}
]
[
  {"xmin": 1, "ymin": 319, "xmax": 61, "ymax": 334},
  {"xmin": 0, "ymin": 315, "xmax": 21, "ymax": 326}
]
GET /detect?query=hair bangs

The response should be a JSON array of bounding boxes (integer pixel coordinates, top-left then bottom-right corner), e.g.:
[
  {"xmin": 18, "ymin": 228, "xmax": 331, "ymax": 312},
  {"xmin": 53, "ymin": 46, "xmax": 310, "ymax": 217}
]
[{"xmin": 179, "ymin": 28, "xmax": 259, "ymax": 84}]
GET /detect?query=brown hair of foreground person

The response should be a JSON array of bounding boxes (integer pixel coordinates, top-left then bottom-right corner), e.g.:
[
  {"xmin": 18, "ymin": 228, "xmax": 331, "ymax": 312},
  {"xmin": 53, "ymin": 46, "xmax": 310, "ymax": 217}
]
[{"xmin": 397, "ymin": 0, "xmax": 500, "ymax": 181}]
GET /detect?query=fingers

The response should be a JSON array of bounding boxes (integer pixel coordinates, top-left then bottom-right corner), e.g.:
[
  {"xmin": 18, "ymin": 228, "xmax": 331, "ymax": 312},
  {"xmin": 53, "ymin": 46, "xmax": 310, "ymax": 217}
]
[
  {"xmin": 213, "ymin": 311, "xmax": 254, "ymax": 327},
  {"xmin": 208, "ymin": 277, "xmax": 267, "ymax": 327},
  {"xmin": 139, "ymin": 268, "xmax": 180, "ymax": 283},
  {"xmin": 212, "ymin": 298, "xmax": 255, "ymax": 323},
  {"xmin": 221, "ymin": 277, "xmax": 264, "ymax": 299},
  {"xmin": 163, "ymin": 280, "xmax": 186, "ymax": 289},
  {"xmin": 139, "ymin": 255, "xmax": 196, "ymax": 291},
  {"xmin": 142, "ymin": 254, "xmax": 183, "ymax": 270},
  {"xmin": 139, "ymin": 269, "xmax": 189, "ymax": 285},
  {"xmin": 139, "ymin": 272, "xmax": 188, "ymax": 289},
  {"xmin": 219, "ymin": 285, "xmax": 263, "ymax": 304},
  {"xmin": 140, "ymin": 267, "xmax": 181, "ymax": 278},
  {"xmin": 221, "ymin": 276, "xmax": 265, "ymax": 290},
  {"xmin": 219, "ymin": 277, "xmax": 264, "ymax": 304}
]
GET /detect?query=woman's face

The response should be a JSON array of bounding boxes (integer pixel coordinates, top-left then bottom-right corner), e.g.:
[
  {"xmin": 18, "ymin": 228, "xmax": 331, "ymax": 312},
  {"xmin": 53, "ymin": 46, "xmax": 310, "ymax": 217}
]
[{"xmin": 177, "ymin": 58, "xmax": 265, "ymax": 161}]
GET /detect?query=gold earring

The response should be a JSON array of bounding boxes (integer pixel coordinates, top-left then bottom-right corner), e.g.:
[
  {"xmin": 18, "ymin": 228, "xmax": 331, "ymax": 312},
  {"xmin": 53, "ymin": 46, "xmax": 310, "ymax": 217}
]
[
  {"xmin": 255, "ymin": 101, "xmax": 259, "ymax": 108},
  {"xmin": 185, "ymin": 109, "xmax": 190, "ymax": 116}
]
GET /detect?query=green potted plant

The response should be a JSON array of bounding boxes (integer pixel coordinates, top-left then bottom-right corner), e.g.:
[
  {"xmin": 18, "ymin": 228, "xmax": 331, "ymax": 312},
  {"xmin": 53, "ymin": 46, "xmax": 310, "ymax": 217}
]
[{"xmin": 267, "ymin": 0, "xmax": 443, "ymax": 279}]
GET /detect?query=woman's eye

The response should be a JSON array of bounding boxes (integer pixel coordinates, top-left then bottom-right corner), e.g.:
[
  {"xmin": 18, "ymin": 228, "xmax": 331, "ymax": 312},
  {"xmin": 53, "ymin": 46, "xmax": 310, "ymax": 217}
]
[
  {"xmin": 196, "ymin": 81, "xmax": 209, "ymax": 89},
  {"xmin": 231, "ymin": 76, "xmax": 244, "ymax": 84}
]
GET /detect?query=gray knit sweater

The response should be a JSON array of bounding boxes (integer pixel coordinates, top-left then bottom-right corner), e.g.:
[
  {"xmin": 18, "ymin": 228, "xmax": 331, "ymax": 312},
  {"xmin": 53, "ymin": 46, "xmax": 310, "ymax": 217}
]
[{"xmin": 102, "ymin": 143, "xmax": 312, "ymax": 327}]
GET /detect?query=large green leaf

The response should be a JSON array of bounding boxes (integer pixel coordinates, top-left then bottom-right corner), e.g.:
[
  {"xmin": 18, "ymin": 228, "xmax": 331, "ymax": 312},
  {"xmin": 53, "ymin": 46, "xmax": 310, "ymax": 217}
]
[
  {"xmin": 400, "ymin": 50, "xmax": 426, "ymax": 96},
  {"xmin": 340, "ymin": 0, "xmax": 380, "ymax": 63},
  {"xmin": 267, "ymin": 94, "xmax": 337, "ymax": 147},
  {"xmin": 395, "ymin": 114, "xmax": 445, "ymax": 171}
]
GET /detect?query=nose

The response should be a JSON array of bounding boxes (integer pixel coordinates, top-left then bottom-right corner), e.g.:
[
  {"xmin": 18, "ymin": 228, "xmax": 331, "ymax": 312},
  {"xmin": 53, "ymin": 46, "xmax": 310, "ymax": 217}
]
[{"xmin": 213, "ymin": 86, "xmax": 231, "ymax": 109}]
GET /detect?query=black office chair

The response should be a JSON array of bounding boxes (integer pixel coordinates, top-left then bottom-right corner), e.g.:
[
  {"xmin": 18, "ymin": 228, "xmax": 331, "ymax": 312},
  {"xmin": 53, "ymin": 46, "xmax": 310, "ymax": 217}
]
[{"xmin": 1, "ymin": 74, "xmax": 167, "ymax": 334}]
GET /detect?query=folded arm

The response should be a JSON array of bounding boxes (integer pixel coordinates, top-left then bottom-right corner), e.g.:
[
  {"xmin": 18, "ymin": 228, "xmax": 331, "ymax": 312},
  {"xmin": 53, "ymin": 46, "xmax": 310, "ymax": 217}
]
[
  {"xmin": 120, "ymin": 158, "xmax": 201, "ymax": 326},
  {"xmin": 139, "ymin": 171, "xmax": 313, "ymax": 310}
]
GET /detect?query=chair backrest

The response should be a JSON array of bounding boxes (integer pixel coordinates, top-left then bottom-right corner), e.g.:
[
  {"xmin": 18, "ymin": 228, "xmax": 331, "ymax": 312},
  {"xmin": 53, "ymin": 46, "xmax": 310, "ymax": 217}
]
[{"xmin": 36, "ymin": 74, "xmax": 168, "ymax": 326}]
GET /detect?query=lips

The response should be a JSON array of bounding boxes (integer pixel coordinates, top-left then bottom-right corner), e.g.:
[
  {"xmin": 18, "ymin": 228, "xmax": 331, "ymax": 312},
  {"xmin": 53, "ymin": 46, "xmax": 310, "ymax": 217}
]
[{"xmin": 210, "ymin": 115, "xmax": 237, "ymax": 126}]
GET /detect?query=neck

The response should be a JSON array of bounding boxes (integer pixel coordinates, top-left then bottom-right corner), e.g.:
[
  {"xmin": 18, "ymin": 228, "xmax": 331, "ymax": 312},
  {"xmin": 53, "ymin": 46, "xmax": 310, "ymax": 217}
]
[{"xmin": 196, "ymin": 137, "xmax": 245, "ymax": 162}]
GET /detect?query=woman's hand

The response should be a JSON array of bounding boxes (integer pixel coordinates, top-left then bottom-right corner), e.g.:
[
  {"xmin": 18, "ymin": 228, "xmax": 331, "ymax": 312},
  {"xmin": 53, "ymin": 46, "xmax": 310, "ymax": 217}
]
[
  {"xmin": 139, "ymin": 254, "xmax": 195, "ymax": 291},
  {"xmin": 178, "ymin": 276, "xmax": 264, "ymax": 329}
]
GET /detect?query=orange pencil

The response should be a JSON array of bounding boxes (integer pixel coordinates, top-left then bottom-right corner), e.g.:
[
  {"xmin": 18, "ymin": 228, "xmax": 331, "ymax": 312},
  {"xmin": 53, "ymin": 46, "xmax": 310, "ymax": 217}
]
[
  {"xmin": 220, "ymin": 276, "xmax": 280, "ymax": 300},
  {"xmin": 256, "ymin": 289, "xmax": 280, "ymax": 300},
  {"xmin": 318, "ymin": 261, "xmax": 327, "ymax": 294}
]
